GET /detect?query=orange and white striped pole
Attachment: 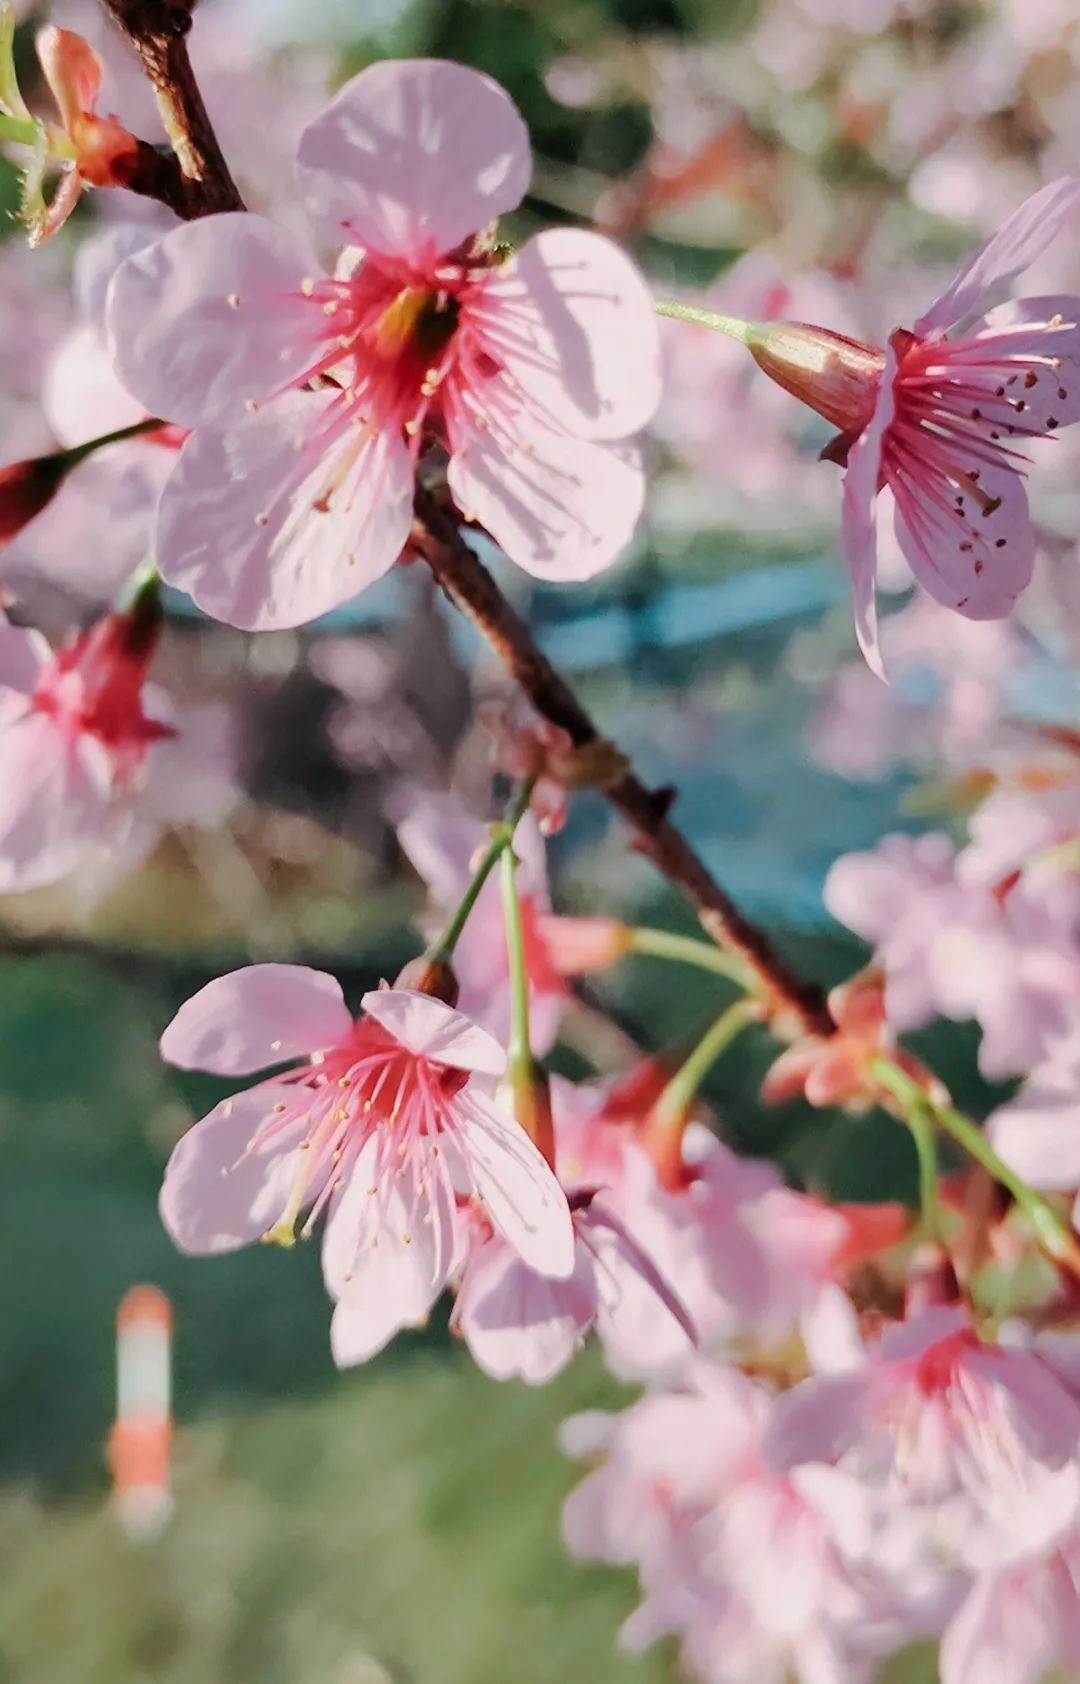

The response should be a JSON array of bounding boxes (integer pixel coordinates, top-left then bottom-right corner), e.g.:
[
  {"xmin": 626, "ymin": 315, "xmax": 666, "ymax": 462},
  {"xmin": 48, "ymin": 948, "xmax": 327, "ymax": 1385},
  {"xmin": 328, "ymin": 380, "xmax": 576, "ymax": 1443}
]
[{"xmin": 107, "ymin": 1284, "xmax": 174, "ymax": 1541}]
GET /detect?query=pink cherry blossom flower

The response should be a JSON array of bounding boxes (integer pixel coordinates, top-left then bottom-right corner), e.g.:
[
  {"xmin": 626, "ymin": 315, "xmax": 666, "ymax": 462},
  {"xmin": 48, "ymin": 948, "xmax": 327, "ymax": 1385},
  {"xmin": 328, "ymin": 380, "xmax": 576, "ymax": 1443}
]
[
  {"xmin": 825, "ymin": 831, "xmax": 1080, "ymax": 1077},
  {"xmin": 548, "ymin": 1079, "xmax": 875, "ymax": 1380},
  {"xmin": 451, "ymin": 1194, "xmax": 694, "ymax": 1385},
  {"xmin": 939, "ymin": 1531, "xmax": 1080, "ymax": 1684},
  {"xmin": 9, "ymin": 224, "xmax": 186, "ymax": 602},
  {"xmin": 105, "ymin": 58, "xmax": 661, "ymax": 631},
  {"xmin": 767, "ymin": 1305, "xmax": 1080, "ymax": 1570},
  {"xmin": 450, "ymin": 1077, "xmax": 695, "ymax": 1384},
  {"xmin": 158, "ymin": 968, "xmax": 575, "ymax": 1365},
  {"xmin": 731, "ymin": 178, "xmax": 1080, "ymax": 672},
  {"xmin": 0, "ymin": 602, "xmax": 176, "ymax": 893},
  {"xmin": 563, "ymin": 1361, "xmax": 928, "ymax": 1684}
]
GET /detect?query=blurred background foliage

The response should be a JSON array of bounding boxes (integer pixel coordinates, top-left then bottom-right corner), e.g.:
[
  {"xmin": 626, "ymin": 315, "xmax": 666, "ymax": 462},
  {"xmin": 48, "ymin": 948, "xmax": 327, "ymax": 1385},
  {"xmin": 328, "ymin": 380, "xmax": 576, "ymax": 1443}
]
[{"xmin": 0, "ymin": 0, "xmax": 1067, "ymax": 1678}]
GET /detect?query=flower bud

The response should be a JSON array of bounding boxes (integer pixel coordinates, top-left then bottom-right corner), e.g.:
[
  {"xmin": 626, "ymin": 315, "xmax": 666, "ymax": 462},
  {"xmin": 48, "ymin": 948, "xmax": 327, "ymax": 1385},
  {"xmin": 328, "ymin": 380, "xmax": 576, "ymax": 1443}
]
[
  {"xmin": 393, "ymin": 953, "xmax": 460, "ymax": 1007},
  {"xmin": 744, "ymin": 320, "xmax": 885, "ymax": 436},
  {"xmin": 535, "ymin": 914, "xmax": 632, "ymax": 977}
]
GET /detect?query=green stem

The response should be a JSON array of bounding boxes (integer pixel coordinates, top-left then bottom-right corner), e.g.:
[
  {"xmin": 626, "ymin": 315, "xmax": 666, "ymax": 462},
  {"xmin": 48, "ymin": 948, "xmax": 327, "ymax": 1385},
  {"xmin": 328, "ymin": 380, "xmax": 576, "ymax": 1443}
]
[
  {"xmin": 872, "ymin": 1057, "xmax": 1079, "ymax": 1266},
  {"xmin": 654, "ymin": 299, "xmax": 754, "ymax": 341},
  {"xmin": 625, "ymin": 925, "xmax": 755, "ymax": 990},
  {"xmin": 653, "ymin": 997, "xmax": 757, "ymax": 1125},
  {"xmin": 426, "ymin": 778, "xmax": 536, "ymax": 966},
  {"xmin": 500, "ymin": 838, "xmax": 532, "ymax": 1076},
  {"xmin": 61, "ymin": 416, "xmax": 165, "ymax": 469},
  {"xmin": 0, "ymin": 112, "xmax": 39, "ymax": 147},
  {"xmin": 906, "ymin": 1100, "xmax": 941, "ymax": 1239}
]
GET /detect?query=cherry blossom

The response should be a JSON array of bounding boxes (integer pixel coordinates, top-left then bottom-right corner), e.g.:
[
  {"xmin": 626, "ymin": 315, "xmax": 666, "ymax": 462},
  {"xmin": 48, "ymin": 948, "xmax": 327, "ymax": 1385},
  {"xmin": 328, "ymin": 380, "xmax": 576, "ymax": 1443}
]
[
  {"xmin": 939, "ymin": 1534, "xmax": 1080, "ymax": 1684},
  {"xmin": 0, "ymin": 602, "xmax": 178, "ymax": 893},
  {"xmin": 451, "ymin": 1077, "xmax": 695, "ymax": 1384},
  {"xmin": 563, "ymin": 1361, "xmax": 927, "ymax": 1684},
  {"xmin": 767, "ymin": 1304, "xmax": 1080, "ymax": 1570},
  {"xmin": 731, "ymin": 179, "xmax": 1080, "ymax": 671},
  {"xmin": 825, "ymin": 830, "xmax": 1080, "ymax": 1077},
  {"xmin": 158, "ymin": 969, "xmax": 575, "ymax": 1363},
  {"xmin": 105, "ymin": 58, "xmax": 661, "ymax": 630}
]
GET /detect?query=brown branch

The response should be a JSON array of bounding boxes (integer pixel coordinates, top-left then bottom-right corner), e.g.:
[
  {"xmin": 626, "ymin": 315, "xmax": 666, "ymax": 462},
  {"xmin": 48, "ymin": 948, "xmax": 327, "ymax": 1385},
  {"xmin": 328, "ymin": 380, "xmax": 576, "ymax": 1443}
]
[
  {"xmin": 98, "ymin": 0, "xmax": 244, "ymax": 216},
  {"xmin": 412, "ymin": 489, "xmax": 835, "ymax": 1038},
  {"xmin": 96, "ymin": 12, "xmax": 830, "ymax": 1039}
]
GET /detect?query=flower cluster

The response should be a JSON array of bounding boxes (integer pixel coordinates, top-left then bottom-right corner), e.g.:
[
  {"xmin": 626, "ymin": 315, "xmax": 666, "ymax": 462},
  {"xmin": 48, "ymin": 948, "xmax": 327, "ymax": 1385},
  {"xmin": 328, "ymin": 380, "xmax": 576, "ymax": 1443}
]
[{"xmin": 1, "ymin": 17, "xmax": 1080, "ymax": 1684}]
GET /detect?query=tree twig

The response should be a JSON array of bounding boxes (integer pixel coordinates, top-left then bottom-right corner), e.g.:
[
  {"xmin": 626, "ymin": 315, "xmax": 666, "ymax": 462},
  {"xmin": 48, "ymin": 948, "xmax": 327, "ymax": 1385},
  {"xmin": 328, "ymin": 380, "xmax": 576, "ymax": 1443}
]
[
  {"xmin": 98, "ymin": 0, "xmax": 244, "ymax": 216},
  {"xmin": 100, "ymin": 7, "xmax": 832, "ymax": 1039},
  {"xmin": 411, "ymin": 489, "xmax": 834, "ymax": 1037}
]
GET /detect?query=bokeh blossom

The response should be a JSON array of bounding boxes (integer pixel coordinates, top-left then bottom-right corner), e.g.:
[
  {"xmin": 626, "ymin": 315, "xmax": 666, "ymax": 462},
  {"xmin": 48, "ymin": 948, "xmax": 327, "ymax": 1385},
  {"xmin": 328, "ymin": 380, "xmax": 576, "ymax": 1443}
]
[
  {"xmin": 106, "ymin": 57, "xmax": 661, "ymax": 629},
  {"xmin": 720, "ymin": 178, "xmax": 1080, "ymax": 671}
]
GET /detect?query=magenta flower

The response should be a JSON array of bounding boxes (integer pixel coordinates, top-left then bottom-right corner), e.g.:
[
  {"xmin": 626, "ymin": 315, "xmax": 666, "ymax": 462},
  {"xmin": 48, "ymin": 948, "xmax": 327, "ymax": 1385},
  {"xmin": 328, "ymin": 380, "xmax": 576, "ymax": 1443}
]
[
  {"xmin": 158, "ymin": 967, "xmax": 575, "ymax": 1364},
  {"xmin": 735, "ymin": 178, "xmax": 1080, "ymax": 672},
  {"xmin": 105, "ymin": 58, "xmax": 661, "ymax": 631},
  {"xmin": 0, "ymin": 604, "xmax": 173, "ymax": 893}
]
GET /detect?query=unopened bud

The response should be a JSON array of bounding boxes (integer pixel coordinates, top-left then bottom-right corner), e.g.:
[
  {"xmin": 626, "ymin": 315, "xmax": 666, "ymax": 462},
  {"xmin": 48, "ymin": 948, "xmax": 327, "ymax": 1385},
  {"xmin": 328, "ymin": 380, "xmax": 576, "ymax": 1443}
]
[
  {"xmin": 535, "ymin": 914, "xmax": 632, "ymax": 977},
  {"xmin": 745, "ymin": 320, "xmax": 885, "ymax": 436},
  {"xmin": 501, "ymin": 1057, "xmax": 556, "ymax": 1169},
  {"xmin": 394, "ymin": 953, "xmax": 460, "ymax": 1007}
]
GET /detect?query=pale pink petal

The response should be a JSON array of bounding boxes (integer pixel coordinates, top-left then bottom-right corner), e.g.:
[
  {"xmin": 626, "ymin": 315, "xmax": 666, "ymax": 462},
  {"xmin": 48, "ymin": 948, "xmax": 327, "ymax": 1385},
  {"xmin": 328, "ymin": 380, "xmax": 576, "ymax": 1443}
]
[
  {"xmin": 453, "ymin": 1233, "xmax": 596, "ymax": 1383},
  {"xmin": 359, "ymin": 987, "xmax": 506, "ymax": 1076},
  {"xmin": 448, "ymin": 426, "xmax": 644, "ymax": 582},
  {"xmin": 915, "ymin": 178, "xmax": 1080, "ymax": 336},
  {"xmin": 44, "ymin": 323, "xmax": 145, "ymax": 447},
  {"xmin": 322, "ymin": 1137, "xmax": 460, "ymax": 1304},
  {"xmin": 0, "ymin": 714, "xmax": 111, "ymax": 892},
  {"xmin": 0, "ymin": 620, "xmax": 52, "ymax": 696},
  {"xmin": 456, "ymin": 1087, "xmax": 575, "ymax": 1277},
  {"xmin": 890, "ymin": 449, "xmax": 1033, "ymax": 619},
  {"xmin": 585, "ymin": 1204, "xmax": 698, "ymax": 1376},
  {"xmin": 473, "ymin": 228, "xmax": 661, "ymax": 440},
  {"xmin": 327, "ymin": 1155, "xmax": 452, "ymax": 1365},
  {"xmin": 296, "ymin": 59, "xmax": 531, "ymax": 265},
  {"xmin": 329, "ymin": 1248, "xmax": 442, "ymax": 1366},
  {"xmin": 840, "ymin": 352, "xmax": 895, "ymax": 680},
  {"xmin": 763, "ymin": 1372, "xmax": 867, "ymax": 1470},
  {"xmin": 988, "ymin": 1088, "xmax": 1080, "ymax": 1189},
  {"xmin": 106, "ymin": 213, "xmax": 318, "ymax": 428},
  {"xmin": 159, "ymin": 1084, "xmax": 305, "ymax": 1255},
  {"xmin": 160, "ymin": 964, "xmax": 352, "ymax": 1076},
  {"xmin": 155, "ymin": 393, "xmax": 412, "ymax": 631},
  {"xmin": 940, "ymin": 1568, "xmax": 1056, "ymax": 1684},
  {"xmin": 74, "ymin": 222, "xmax": 159, "ymax": 330}
]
